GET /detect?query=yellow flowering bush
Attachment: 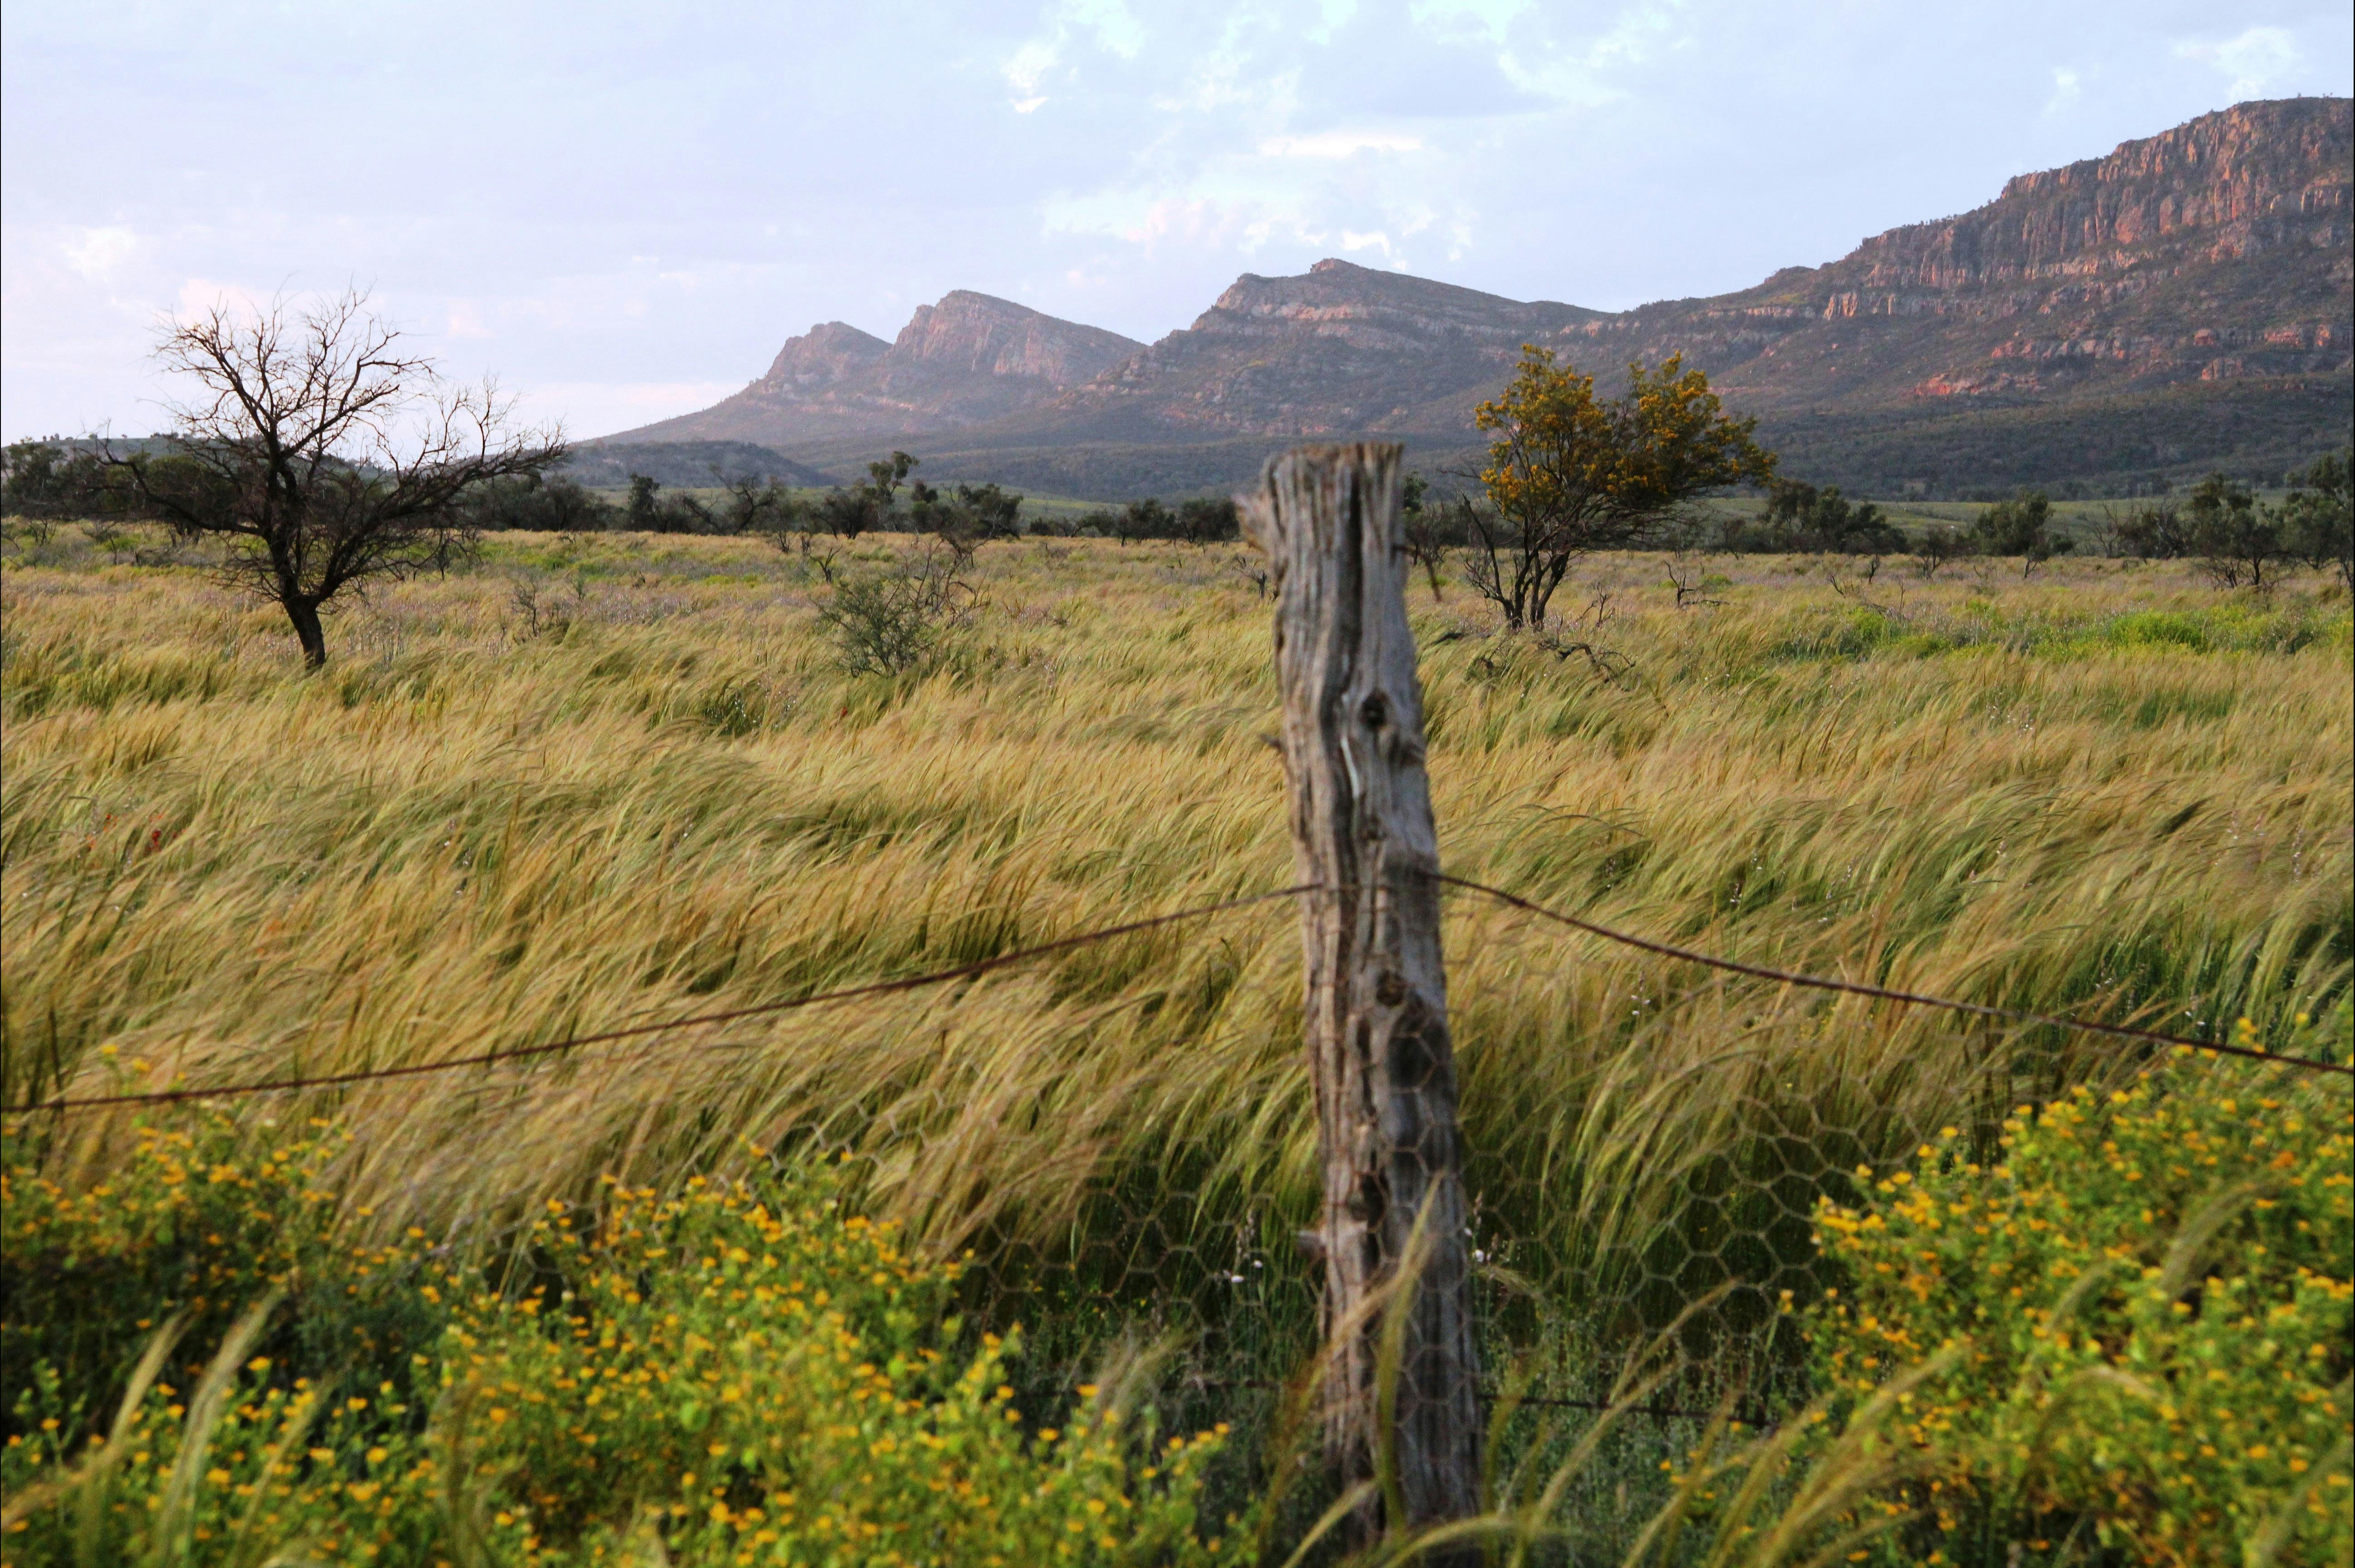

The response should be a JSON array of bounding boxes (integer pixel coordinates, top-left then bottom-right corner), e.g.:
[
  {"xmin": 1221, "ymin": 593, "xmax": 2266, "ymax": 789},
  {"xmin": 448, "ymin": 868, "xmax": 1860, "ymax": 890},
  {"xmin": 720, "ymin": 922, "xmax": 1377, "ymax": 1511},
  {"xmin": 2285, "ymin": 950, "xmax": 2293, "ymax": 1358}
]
[
  {"xmin": 1808, "ymin": 1004, "xmax": 2354, "ymax": 1565},
  {"xmin": 5, "ymin": 1364, "xmax": 445, "ymax": 1567},
  {"xmin": 439, "ymin": 1166, "xmax": 1235, "ymax": 1565},
  {"xmin": 3, "ymin": 1137, "xmax": 1235, "ymax": 1565},
  {"xmin": 2, "ymin": 1114, "xmax": 443, "ymax": 1458}
]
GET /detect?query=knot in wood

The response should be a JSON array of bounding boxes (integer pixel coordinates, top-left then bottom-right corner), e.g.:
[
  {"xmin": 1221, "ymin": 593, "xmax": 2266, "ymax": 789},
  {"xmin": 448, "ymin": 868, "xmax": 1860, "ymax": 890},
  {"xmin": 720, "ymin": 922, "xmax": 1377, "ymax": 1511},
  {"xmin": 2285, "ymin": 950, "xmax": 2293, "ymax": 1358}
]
[
  {"xmin": 1359, "ymin": 691, "xmax": 1388, "ymax": 729},
  {"xmin": 1375, "ymin": 970, "xmax": 1409, "ymax": 1006}
]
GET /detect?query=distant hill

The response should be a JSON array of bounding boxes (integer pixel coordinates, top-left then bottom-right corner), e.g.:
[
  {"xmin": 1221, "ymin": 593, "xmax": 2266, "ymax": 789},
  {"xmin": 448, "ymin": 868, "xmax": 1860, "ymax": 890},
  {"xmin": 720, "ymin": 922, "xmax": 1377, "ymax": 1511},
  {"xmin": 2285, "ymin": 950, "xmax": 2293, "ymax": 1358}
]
[
  {"xmin": 607, "ymin": 292, "xmax": 1143, "ymax": 447},
  {"xmin": 558, "ymin": 440, "xmax": 836, "ymax": 490},
  {"xmin": 609, "ymin": 97, "xmax": 2351, "ymax": 499}
]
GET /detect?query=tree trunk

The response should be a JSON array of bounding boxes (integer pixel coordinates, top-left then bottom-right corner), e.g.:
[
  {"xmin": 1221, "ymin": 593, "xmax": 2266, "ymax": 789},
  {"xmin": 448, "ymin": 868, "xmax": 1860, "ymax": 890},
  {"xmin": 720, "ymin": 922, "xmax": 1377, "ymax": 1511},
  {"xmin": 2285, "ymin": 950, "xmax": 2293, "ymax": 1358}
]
[
  {"xmin": 1243, "ymin": 443, "xmax": 1483, "ymax": 1553},
  {"xmin": 283, "ymin": 595, "xmax": 328, "ymax": 670}
]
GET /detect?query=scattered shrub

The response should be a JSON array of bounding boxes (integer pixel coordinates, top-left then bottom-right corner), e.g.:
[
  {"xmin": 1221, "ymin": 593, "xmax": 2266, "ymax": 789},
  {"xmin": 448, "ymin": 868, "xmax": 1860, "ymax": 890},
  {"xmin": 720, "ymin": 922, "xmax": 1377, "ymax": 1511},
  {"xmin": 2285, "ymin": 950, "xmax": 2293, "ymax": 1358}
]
[
  {"xmin": 1972, "ymin": 491, "xmax": 2073, "ymax": 569},
  {"xmin": 1807, "ymin": 1005, "xmax": 2354, "ymax": 1564},
  {"xmin": 816, "ymin": 544, "xmax": 978, "ymax": 676},
  {"xmin": 462, "ymin": 475, "xmax": 619, "ymax": 533},
  {"xmin": 1721, "ymin": 480, "xmax": 1908, "ymax": 555},
  {"xmin": 2109, "ymin": 500, "xmax": 2193, "ymax": 561},
  {"xmin": 2277, "ymin": 451, "xmax": 2350, "ymax": 586},
  {"xmin": 2183, "ymin": 473, "xmax": 2289, "ymax": 589},
  {"xmin": 1, "ymin": 1136, "xmax": 1239, "ymax": 1566}
]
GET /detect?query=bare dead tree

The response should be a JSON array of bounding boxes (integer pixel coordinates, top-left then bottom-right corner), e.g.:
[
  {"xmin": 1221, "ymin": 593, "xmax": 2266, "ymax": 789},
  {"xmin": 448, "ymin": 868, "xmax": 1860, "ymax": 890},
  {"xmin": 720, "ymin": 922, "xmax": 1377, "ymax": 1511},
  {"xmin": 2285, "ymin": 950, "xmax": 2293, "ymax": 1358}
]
[
  {"xmin": 107, "ymin": 290, "xmax": 565, "ymax": 668},
  {"xmin": 1827, "ymin": 557, "xmax": 1913, "ymax": 623}
]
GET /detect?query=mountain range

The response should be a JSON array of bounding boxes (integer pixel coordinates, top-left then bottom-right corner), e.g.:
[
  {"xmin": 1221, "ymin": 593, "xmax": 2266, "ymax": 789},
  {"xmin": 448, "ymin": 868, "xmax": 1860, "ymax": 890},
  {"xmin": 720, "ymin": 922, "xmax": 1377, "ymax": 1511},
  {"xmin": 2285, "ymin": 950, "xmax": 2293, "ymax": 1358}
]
[{"xmin": 596, "ymin": 96, "xmax": 2351, "ymax": 500}]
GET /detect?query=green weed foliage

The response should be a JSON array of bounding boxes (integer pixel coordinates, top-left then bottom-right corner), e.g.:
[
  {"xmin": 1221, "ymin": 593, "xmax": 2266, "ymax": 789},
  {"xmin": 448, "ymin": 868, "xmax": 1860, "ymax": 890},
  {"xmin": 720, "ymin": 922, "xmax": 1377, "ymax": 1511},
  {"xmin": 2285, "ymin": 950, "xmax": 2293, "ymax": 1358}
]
[
  {"xmin": 2, "ymin": 1130, "xmax": 1236, "ymax": 1566},
  {"xmin": 1808, "ymin": 1005, "xmax": 2354, "ymax": 1565}
]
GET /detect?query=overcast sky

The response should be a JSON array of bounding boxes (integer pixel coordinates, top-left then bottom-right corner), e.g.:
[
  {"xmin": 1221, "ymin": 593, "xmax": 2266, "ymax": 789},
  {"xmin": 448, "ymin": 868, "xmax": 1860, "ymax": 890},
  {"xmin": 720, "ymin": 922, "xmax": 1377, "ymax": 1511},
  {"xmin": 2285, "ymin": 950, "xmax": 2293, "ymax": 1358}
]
[{"xmin": 4, "ymin": 0, "xmax": 2349, "ymax": 443}]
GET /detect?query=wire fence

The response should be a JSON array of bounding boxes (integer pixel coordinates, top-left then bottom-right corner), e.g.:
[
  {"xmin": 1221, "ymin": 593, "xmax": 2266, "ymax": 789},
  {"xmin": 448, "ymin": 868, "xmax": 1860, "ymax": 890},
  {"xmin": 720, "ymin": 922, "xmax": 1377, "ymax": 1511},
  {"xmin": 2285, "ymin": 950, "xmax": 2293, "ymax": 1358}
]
[
  {"xmin": 9, "ymin": 869, "xmax": 2347, "ymax": 1545},
  {"xmin": 16, "ymin": 876, "xmax": 2347, "ymax": 1116}
]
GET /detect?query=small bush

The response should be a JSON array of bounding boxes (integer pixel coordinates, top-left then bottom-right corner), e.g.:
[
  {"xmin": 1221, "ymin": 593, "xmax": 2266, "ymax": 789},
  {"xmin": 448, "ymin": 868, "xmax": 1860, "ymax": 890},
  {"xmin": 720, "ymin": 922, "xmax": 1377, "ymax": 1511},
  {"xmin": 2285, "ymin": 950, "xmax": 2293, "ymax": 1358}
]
[
  {"xmin": 1, "ymin": 1112, "xmax": 438, "ymax": 1456},
  {"xmin": 437, "ymin": 1168, "xmax": 1234, "ymax": 1563},
  {"xmin": 1806, "ymin": 1005, "xmax": 2354, "ymax": 1565},
  {"xmin": 2, "ymin": 1138, "xmax": 1239, "ymax": 1566},
  {"xmin": 817, "ymin": 546, "xmax": 976, "ymax": 676}
]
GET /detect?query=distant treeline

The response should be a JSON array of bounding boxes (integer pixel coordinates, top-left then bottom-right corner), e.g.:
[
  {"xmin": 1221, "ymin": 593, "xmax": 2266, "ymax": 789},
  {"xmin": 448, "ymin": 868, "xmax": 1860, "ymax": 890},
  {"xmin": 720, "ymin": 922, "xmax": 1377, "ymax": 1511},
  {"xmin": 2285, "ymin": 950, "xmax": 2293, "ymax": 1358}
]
[
  {"xmin": 0, "ymin": 437, "xmax": 1247, "ymax": 543},
  {"xmin": 1399, "ymin": 477, "xmax": 1913, "ymax": 556},
  {"xmin": 1753, "ymin": 376, "xmax": 2353, "ymax": 501},
  {"xmin": 557, "ymin": 440, "xmax": 835, "ymax": 491},
  {"xmin": 451, "ymin": 453, "xmax": 1249, "ymax": 544},
  {"xmin": 6, "ymin": 439, "xmax": 2340, "ymax": 586}
]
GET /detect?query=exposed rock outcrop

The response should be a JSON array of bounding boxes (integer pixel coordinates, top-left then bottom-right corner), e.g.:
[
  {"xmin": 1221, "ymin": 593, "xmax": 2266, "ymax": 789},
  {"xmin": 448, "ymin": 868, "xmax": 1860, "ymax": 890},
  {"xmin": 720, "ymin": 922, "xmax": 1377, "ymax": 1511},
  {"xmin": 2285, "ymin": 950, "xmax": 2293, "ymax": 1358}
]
[
  {"xmin": 1556, "ymin": 96, "xmax": 2351, "ymax": 416},
  {"xmin": 615, "ymin": 292, "xmax": 1142, "ymax": 445},
  {"xmin": 1059, "ymin": 261, "xmax": 1599, "ymax": 436},
  {"xmin": 609, "ymin": 98, "xmax": 2350, "ymax": 495}
]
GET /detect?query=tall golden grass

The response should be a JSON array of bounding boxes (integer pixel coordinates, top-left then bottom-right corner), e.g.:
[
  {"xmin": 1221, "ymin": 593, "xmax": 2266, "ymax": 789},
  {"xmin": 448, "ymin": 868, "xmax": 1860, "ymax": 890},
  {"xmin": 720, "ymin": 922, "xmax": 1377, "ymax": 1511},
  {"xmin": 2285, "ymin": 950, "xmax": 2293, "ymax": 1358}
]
[{"xmin": 3, "ymin": 529, "xmax": 2347, "ymax": 1338}]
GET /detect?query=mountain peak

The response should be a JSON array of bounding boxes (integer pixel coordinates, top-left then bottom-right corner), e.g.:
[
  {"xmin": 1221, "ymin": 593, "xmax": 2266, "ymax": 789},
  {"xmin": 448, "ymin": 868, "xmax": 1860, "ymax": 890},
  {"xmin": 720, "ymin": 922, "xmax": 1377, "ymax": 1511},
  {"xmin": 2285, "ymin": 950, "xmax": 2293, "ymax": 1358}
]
[
  {"xmin": 760, "ymin": 322, "xmax": 888, "ymax": 388},
  {"xmin": 608, "ymin": 98, "xmax": 2349, "ymax": 499},
  {"xmin": 893, "ymin": 290, "xmax": 1142, "ymax": 382},
  {"xmin": 610, "ymin": 292, "xmax": 1142, "ymax": 447}
]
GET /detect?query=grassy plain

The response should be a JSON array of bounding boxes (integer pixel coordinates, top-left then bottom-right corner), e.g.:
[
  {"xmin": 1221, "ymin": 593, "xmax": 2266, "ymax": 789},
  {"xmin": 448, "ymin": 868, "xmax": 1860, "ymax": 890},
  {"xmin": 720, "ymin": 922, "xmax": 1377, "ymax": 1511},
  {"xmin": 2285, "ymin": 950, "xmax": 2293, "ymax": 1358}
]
[
  {"xmin": 1, "ymin": 523, "xmax": 2350, "ymax": 1556},
  {"xmin": 5, "ymin": 526, "xmax": 2348, "ymax": 1269}
]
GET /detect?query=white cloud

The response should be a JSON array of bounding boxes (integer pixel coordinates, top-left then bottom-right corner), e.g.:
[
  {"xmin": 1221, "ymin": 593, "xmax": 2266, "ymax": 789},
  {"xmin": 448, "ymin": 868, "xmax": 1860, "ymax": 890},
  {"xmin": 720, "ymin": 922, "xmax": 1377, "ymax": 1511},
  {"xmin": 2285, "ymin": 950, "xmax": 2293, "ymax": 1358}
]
[
  {"xmin": 6, "ymin": 0, "xmax": 2351, "ymax": 442},
  {"xmin": 1258, "ymin": 129, "xmax": 1422, "ymax": 158},
  {"xmin": 2175, "ymin": 25, "xmax": 2299, "ymax": 100},
  {"xmin": 1001, "ymin": 0, "xmax": 1148, "ymax": 110},
  {"xmin": 1496, "ymin": 0, "xmax": 1691, "ymax": 107},
  {"xmin": 1005, "ymin": 38, "xmax": 1057, "ymax": 98},
  {"xmin": 1062, "ymin": 0, "xmax": 1146, "ymax": 59},
  {"xmin": 64, "ymin": 225, "xmax": 139, "ymax": 280},
  {"xmin": 174, "ymin": 277, "xmax": 269, "ymax": 323},
  {"xmin": 1407, "ymin": 0, "xmax": 1534, "ymax": 46}
]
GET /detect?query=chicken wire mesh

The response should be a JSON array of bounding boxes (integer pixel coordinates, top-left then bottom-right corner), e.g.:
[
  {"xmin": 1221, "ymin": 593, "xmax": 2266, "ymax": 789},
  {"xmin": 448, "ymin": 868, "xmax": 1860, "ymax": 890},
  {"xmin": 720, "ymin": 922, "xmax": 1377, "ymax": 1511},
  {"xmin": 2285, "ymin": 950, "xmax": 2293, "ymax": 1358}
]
[{"xmin": 672, "ymin": 876, "xmax": 2233, "ymax": 1549}]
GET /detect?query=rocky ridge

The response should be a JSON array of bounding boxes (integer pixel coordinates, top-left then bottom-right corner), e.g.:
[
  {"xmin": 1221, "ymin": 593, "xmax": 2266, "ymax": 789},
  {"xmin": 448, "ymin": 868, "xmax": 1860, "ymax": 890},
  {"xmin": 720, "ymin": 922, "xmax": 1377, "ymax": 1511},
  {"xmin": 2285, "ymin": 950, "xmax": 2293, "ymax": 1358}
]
[
  {"xmin": 1554, "ymin": 96, "xmax": 2351, "ymax": 415},
  {"xmin": 609, "ymin": 97, "xmax": 2350, "ymax": 495},
  {"xmin": 623, "ymin": 291, "xmax": 1142, "ymax": 444}
]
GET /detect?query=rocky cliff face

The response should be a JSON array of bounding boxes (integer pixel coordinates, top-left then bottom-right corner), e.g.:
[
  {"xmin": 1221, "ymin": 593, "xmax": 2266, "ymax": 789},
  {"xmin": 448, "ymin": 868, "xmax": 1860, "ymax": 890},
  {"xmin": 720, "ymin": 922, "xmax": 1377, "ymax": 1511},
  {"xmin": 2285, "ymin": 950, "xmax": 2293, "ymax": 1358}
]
[
  {"xmin": 757, "ymin": 321, "xmax": 889, "ymax": 389},
  {"xmin": 616, "ymin": 292, "xmax": 1142, "ymax": 445},
  {"xmin": 611, "ymin": 97, "xmax": 2349, "ymax": 495},
  {"xmin": 1062, "ymin": 261, "xmax": 1598, "ymax": 436},
  {"xmin": 1561, "ymin": 96, "xmax": 2350, "ymax": 413},
  {"xmin": 982, "ymin": 97, "xmax": 2347, "ymax": 448},
  {"xmin": 891, "ymin": 291, "xmax": 1142, "ymax": 383}
]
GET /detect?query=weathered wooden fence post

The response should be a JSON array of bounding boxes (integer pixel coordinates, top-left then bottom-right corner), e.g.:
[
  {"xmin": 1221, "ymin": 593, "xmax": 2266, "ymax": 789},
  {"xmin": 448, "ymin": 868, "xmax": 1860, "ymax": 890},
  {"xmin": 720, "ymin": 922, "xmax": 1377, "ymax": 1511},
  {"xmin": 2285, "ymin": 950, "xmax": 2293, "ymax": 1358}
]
[{"xmin": 1243, "ymin": 442, "xmax": 1483, "ymax": 1548}]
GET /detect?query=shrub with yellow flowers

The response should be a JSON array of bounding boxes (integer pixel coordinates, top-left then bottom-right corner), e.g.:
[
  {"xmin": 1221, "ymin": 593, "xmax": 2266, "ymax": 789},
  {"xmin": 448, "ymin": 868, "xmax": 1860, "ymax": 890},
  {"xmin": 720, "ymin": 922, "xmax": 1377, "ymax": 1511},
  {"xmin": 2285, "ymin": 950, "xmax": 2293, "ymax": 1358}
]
[
  {"xmin": 3, "ymin": 1113, "xmax": 453, "ymax": 1565},
  {"xmin": 1806, "ymin": 1003, "xmax": 2354, "ymax": 1566},
  {"xmin": 3, "ymin": 1134, "xmax": 1237, "ymax": 1565},
  {"xmin": 2, "ymin": 1113, "xmax": 446, "ymax": 1460},
  {"xmin": 434, "ymin": 1162, "xmax": 1235, "ymax": 1564}
]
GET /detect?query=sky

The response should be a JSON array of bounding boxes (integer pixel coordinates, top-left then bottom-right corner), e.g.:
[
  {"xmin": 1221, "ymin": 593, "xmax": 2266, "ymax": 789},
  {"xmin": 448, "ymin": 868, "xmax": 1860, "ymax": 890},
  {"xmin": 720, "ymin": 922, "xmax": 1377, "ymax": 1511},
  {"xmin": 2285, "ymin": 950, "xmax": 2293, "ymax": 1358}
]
[{"xmin": 4, "ymin": 0, "xmax": 2350, "ymax": 444}]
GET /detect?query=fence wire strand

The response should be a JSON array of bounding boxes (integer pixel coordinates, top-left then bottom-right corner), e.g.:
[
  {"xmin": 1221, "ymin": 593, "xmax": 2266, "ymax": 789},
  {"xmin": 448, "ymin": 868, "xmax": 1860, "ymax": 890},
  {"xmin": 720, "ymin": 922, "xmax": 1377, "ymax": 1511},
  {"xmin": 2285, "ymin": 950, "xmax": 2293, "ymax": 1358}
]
[
  {"xmin": 1436, "ymin": 874, "xmax": 2352, "ymax": 1078},
  {"xmin": 16, "ymin": 874, "xmax": 2343, "ymax": 1117}
]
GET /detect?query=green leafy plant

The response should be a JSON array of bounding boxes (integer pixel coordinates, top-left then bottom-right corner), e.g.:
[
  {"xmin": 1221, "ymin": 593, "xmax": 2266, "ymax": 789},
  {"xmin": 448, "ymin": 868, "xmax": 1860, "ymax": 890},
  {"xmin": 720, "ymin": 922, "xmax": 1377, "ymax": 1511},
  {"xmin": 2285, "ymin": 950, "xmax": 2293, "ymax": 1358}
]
[
  {"xmin": 816, "ymin": 543, "xmax": 976, "ymax": 676},
  {"xmin": 1972, "ymin": 492, "xmax": 2072, "ymax": 572},
  {"xmin": 1806, "ymin": 1006, "xmax": 2354, "ymax": 1565},
  {"xmin": 4, "ymin": 1136, "xmax": 1237, "ymax": 1566},
  {"xmin": 1, "ymin": 1112, "xmax": 439, "ymax": 1460},
  {"xmin": 433, "ymin": 1164, "xmax": 1235, "ymax": 1564}
]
